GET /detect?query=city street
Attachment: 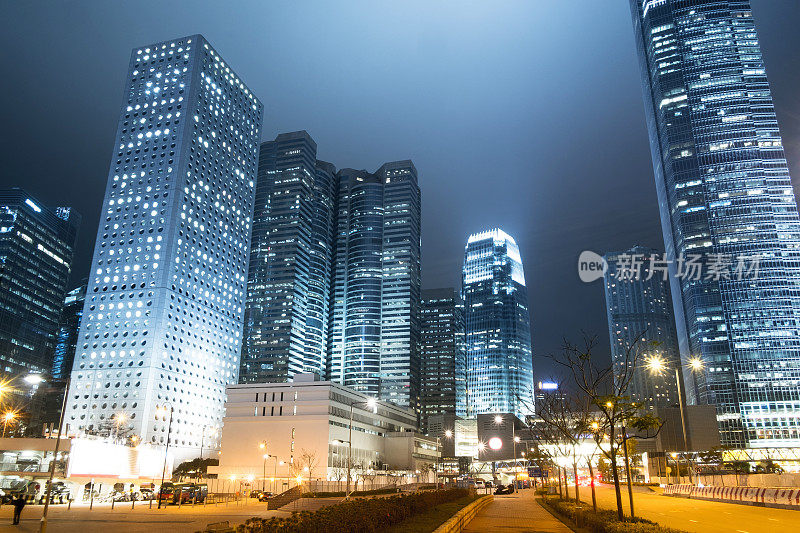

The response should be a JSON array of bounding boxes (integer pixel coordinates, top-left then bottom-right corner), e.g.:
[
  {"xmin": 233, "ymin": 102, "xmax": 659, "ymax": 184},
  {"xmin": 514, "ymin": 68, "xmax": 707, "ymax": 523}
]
[{"xmin": 573, "ymin": 484, "xmax": 800, "ymax": 533}]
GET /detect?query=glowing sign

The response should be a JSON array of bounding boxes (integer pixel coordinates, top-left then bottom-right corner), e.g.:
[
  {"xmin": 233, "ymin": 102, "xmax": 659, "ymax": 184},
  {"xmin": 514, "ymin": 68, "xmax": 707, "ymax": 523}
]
[
  {"xmin": 539, "ymin": 382, "xmax": 558, "ymax": 391},
  {"xmin": 25, "ymin": 199, "xmax": 42, "ymax": 213}
]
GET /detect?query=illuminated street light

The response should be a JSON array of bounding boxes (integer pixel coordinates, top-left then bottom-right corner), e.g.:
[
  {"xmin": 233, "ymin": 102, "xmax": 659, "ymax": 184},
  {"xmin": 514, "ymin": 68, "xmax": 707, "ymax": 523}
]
[
  {"xmin": 444, "ymin": 430, "xmax": 453, "ymax": 438},
  {"xmin": 688, "ymin": 357, "xmax": 704, "ymax": 371},
  {"xmin": 513, "ymin": 436, "xmax": 520, "ymax": 443},
  {"xmin": 23, "ymin": 374, "xmax": 45, "ymax": 386},
  {"xmin": 645, "ymin": 355, "xmax": 666, "ymax": 374},
  {"xmin": 2, "ymin": 411, "xmax": 17, "ymax": 438},
  {"xmin": 494, "ymin": 415, "xmax": 503, "ymax": 424}
]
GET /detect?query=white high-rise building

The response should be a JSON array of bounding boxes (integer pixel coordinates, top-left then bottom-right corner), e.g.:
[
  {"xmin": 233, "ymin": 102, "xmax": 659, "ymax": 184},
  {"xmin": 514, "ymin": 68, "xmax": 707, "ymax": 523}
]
[{"xmin": 64, "ymin": 34, "xmax": 263, "ymax": 459}]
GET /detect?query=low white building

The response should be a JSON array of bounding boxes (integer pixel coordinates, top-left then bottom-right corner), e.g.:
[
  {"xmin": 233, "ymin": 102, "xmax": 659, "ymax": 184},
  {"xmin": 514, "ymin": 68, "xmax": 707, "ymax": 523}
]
[{"xmin": 212, "ymin": 374, "xmax": 439, "ymax": 490}]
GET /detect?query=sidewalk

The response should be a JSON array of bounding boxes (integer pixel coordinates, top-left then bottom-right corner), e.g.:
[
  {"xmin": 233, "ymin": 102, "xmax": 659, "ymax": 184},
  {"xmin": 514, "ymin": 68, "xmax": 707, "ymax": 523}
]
[{"xmin": 463, "ymin": 491, "xmax": 572, "ymax": 532}]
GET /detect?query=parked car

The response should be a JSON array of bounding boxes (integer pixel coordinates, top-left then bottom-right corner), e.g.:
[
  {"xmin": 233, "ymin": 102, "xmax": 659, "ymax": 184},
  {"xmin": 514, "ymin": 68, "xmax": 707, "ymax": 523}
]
[
  {"xmin": 258, "ymin": 491, "xmax": 274, "ymax": 502},
  {"xmin": 494, "ymin": 484, "xmax": 515, "ymax": 495}
]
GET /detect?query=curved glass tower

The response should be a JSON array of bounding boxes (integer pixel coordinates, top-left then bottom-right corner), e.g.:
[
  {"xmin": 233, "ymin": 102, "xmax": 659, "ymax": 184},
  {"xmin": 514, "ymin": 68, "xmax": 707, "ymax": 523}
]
[
  {"xmin": 631, "ymin": 0, "xmax": 800, "ymax": 447},
  {"xmin": 463, "ymin": 229, "xmax": 534, "ymax": 418}
]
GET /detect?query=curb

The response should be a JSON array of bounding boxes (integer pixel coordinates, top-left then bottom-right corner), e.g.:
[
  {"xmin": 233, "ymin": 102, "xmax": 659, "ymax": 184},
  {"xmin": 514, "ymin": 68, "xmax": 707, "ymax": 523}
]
[
  {"xmin": 432, "ymin": 494, "xmax": 493, "ymax": 533},
  {"xmin": 536, "ymin": 496, "xmax": 582, "ymax": 533}
]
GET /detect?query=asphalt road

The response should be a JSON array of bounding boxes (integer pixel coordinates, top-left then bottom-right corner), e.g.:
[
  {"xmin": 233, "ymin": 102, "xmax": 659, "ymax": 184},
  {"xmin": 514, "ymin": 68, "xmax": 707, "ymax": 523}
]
[{"xmin": 574, "ymin": 483, "xmax": 800, "ymax": 533}]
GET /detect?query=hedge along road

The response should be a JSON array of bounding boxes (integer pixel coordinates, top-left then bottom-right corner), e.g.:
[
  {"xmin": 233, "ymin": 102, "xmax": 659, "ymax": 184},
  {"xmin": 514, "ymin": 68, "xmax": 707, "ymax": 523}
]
[{"xmin": 584, "ymin": 483, "xmax": 800, "ymax": 533}]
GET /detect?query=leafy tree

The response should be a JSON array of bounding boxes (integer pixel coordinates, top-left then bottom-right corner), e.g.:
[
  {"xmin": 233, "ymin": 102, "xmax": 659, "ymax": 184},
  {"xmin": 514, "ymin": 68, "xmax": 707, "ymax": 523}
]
[{"xmin": 173, "ymin": 457, "xmax": 219, "ymax": 479}]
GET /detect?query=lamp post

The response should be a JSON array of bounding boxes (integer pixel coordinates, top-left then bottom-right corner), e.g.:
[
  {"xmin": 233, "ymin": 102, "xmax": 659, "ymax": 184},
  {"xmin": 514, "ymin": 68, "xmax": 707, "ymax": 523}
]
[
  {"xmin": 267, "ymin": 455, "xmax": 279, "ymax": 493},
  {"xmin": 646, "ymin": 355, "xmax": 704, "ymax": 484},
  {"xmin": 157, "ymin": 404, "xmax": 174, "ymax": 509},
  {"xmin": 38, "ymin": 375, "xmax": 68, "ymax": 533},
  {"xmin": 340, "ymin": 397, "xmax": 376, "ymax": 498},
  {"xmin": 258, "ymin": 441, "xmax": 268, "ymax": 491}
]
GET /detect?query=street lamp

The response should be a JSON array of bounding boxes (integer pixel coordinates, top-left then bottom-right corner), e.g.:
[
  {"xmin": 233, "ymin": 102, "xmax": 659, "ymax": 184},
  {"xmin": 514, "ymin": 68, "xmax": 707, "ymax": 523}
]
[
  {"xmin": 645, "ymin": 356, "xmax": 704, "ymax": 454},
  {"xmin": 2, "ymin": 411, "xmax": 17, "ymax": 438},
  {"xmin": 38, "ymin": 375, "xmax": 68, "ymax": 533},
  {"xmin": 113, "ymin": 412, "xmax": 128, "ymax": 442},
  {"xmin": 258, "ymin": 441, "xmax": 269, "ymax": 491},
  {"xmin": 647, "ymin": 355, "xmax": 704, "ymax": 484},
  {"xmin": 156, "ymin": 404, "xmax": 174, "ymax": 509},
  {"xmin": 339, "ymin": 397, "xmax": 376, "ymax": 498}
]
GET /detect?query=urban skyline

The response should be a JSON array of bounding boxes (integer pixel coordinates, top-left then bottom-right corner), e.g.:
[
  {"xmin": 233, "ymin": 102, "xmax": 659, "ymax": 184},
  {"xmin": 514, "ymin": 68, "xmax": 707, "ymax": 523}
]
[
  {"xmin": 3, "ymin": 3, "xmax": 800, "ymax": 530},
  {"xmin": 2, "ymin": 2, "xmax": 799, "ymax": 378}
]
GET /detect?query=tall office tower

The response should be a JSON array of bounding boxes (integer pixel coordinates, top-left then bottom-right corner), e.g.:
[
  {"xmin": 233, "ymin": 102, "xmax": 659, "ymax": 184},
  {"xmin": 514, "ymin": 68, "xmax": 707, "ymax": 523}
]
[
  {"xmin": 419, "ymin": 288, "xmax": 466, "ymax": 432},
  {"xmin": 462, "ymin": 229, "xmax": 534, "ymax": 418},
  {"xmin": 376, "ymin": 162, "xmax": 422, "ymax": 410},
  {"xmin": 0, "ymin": 189, "xmax": 80, "ymax": 384},
  {"xmin": 64, "ymin": 35, "xmax": 262, "ymax": 457},
  {"xmin": 240, "ymin": 132, "xmax": 331, "ymax": 383},
  {"xmin": 328, "ymin": 163, "xmax": 421, "ymax": 410},
  {"xmin": 631, "ymin": 1, "xmax": 800, "ymax": 447},
  {"xmin": 52, "ymin": 282, "xmax": 87, "ymax": 380},
  {"xmin": 603, "ymin": 246, "xmax": 680, "ymax": 410}
]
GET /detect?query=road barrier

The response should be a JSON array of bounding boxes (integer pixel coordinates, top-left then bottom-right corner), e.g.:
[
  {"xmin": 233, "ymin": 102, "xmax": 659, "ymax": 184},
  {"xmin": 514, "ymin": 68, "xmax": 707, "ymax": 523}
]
[
  {"xmin": 664, "ymin": 483, "xmax": 800, "ymax": 509},
  {"xmin": 432, "ymin": 495, "xmax": 493, "ymax": 533}
]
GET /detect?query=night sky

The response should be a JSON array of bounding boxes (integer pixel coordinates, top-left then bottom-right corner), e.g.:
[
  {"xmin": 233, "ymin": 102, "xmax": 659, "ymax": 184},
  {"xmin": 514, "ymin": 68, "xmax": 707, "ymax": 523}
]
[{"xmin": 1, "ymin": 1, "xmax": 799, "ymax": 381}]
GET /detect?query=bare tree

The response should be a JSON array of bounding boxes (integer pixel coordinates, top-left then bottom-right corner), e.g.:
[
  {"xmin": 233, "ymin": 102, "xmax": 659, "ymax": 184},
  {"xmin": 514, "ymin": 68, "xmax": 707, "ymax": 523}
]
[
  {"xmin": 553, "ymin": 333, "xmax": 661, "ymax": 521},
  {"xmin": 299, "ymin": 448, "xmax": 319, "ymax": 480}
]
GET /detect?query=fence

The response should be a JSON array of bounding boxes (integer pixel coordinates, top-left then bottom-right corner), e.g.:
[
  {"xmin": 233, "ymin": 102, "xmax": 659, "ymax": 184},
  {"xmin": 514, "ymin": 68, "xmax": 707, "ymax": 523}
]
[{"xmin": 664, "ymin": 483, "xmax": 800, "ymax": 509}]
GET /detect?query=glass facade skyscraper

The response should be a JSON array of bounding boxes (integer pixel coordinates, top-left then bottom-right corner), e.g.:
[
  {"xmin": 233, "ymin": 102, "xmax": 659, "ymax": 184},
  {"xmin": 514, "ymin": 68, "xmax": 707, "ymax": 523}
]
[
  {"xmin": 241, "ymin": 131, "xmax": 421, "ymax": 412},
  {"xmin": 463, "ymin": 229, "xmax": 534, "ymax": 418},
  {"xmin": 240, "ymin": 132, "xmax": 330, "ymax": 383},
  {"xmin": 0, "ymin": 189, "xmax": 80, "ymax": 383},
  {"xmin": 52, "ymin": 282, "xmax": 87, "ymax": 380},
  {"xmin": 328, "ymin": 162, "xmax": 421, "ymax": 410},
  {"xmin": 419, "ymin": 288, "xmax": 466, "ymax": 432},
  {"xmin": 64, "ymin": 35, "xmax": 263, "ymax": 457},
  {"xmin": 603, "ymin": 246, "xmax": 680, "ymax": 410},
  {"xmin": 631, "ymin": 0, "xmax": 800, "ymax": 447}
]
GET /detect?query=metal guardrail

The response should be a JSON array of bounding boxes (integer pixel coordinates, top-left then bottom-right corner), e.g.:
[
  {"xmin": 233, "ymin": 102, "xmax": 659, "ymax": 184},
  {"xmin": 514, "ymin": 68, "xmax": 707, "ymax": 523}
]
[{"xmin": 664, "ymin": 483, "xmax": 800, "ymax": 509}]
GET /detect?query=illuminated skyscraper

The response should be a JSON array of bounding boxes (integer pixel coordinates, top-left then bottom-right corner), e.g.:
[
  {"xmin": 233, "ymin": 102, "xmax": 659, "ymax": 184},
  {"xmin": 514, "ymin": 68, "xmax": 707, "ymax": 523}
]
[
  {"xmin": 420, "ymin": 288, "xmax": 466, "ymax": 432},
  {"xmin": 328, "ymin": 162, "xmax": 421, "ymax": 410},
  {"xmin": 0, "ymin": 189, "xmax": 80, "ymax": 384},
  {"xmin": 603, "ymin": 246, "xmax": 680, "ymax": 410},
  {"xmin": 239, "ymin": 132, "xmax": 332, "ymax": 383},
  {"xmin": 64, "ymin": 35, "xmax": 263, "ymax": 457},
  {"xmin": 52, "ymin": 282, "xmax": 87, "ymax": 380},
  {"xmin": 462, "ymin": 229, "xmax": 534, "ymax": 418},
  {"xmin": 631, "ymin": 0, "xmax": 800, "ymax": 446}
]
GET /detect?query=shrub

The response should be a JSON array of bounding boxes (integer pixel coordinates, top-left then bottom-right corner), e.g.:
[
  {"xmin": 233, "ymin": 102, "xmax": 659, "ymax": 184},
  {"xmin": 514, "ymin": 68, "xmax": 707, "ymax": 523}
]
[
  {"xmin": 238, "ymin": 488, "xmax": 472, "ymax": 533},
  {"xmin": 541, "ymin": 497, "xmax": 687, "ymax": 533},
  {"xmin": 301, "ymin": 487, "xmax": 399, "ymax": 498}
]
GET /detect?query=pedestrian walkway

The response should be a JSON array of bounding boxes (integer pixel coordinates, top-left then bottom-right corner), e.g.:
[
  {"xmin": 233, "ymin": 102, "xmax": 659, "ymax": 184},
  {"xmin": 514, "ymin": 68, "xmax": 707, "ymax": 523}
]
[{"xmin": 463, "ymin": 491, "xmax": 572, "ymax": 533}]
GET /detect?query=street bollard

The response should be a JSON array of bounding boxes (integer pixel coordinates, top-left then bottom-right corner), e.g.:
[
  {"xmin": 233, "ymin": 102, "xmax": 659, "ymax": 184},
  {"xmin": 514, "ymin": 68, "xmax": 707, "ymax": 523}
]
[
  {"xmin": 112, "ymin": 498, "xmax": 115, "ymax": 510},
  {"xmin": 68, "ymin": 499, "xmax": 72, "ymax": 510},
  {"xmin": 132, "ymin": 498, "xmax": 135, "ymax": 510}
]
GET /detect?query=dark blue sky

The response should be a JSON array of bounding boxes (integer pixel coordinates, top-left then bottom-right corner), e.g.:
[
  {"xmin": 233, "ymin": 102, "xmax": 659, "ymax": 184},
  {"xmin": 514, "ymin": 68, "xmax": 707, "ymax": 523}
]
[{"xmin": 1, "ymin": 1, "xmax": 799, "ymax": 379}]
